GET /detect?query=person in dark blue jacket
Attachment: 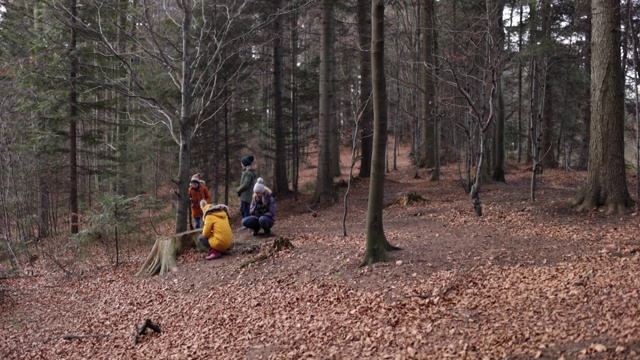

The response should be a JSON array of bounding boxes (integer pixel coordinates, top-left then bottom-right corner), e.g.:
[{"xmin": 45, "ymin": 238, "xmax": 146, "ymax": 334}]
[{"xmin": 241, "ymin": 177, "xmax": 276, "ymax": 237}]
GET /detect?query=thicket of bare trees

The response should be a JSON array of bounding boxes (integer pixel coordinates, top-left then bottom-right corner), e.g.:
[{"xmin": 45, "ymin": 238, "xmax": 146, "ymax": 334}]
[{"xmin": 1, "ymin": 0, "xmax": 639, "ymax": 268}]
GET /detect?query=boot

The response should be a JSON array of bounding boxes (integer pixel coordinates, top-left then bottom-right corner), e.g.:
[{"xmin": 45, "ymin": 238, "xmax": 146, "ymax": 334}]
[{"xmin": 206, "ymin": 248, "xmax": 221, "ymax": 260}]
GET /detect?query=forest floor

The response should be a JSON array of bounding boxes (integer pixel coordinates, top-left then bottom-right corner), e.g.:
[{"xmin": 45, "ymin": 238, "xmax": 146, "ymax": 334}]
[{"xmin": 2, "ymin": 143, "xmax": 640, "ymax": 359}]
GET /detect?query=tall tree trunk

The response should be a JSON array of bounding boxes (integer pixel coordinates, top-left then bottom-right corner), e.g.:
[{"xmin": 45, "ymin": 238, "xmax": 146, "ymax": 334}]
[
  {"xmin": 290, "ymin": 2, "xmax": 300, "ymax": 198},
  {"xmin": 69, "ymin": 0, "xmax": 79, "ymax": 234},
  {"xmin": 420, "ymin": 0, "xmax": 436, "ymax": 170},
  {"xmin": 116, "ymin": 0, "xmax": 129, "ymax": 196},
  {"xmin": 517, "ymin": 2, "xmax": 524, "ymax": 163},
  {"xmin": 273, "ymin": 0, "xmax": 289, "ymax": 195},
  {"xmin": 313, "ymin": 0, "xmax": 338, "ymax": 204},
  {"xmin": 540, "ymin": 0, "xmax": 555, "ymax": 169},
  {"xmin": 572, "ymin": 0, "xmax": 633, "ymax": 213},
  {"xmin": 357, "ymin": 0, "xmax": 373, "ymax": 178},
  {"xmin": 577, "ymin": 9, "xmax": 592, "ymax": 170},
  {"xmin": 525, "ymin": 0, "xmax": 538, "ymax": 166},
  {"xmin": 224, "ymin": 84, "xmax": 230, "ymax": 206},
  {"xmin": 33, "ymin": 4, "xmax": 51, "ymax": 239},
  {"xmin": 491, "ymin": 0, "xmax": 506, "ymax": 182},
  {"xmin": 362, "ymin": 0, "xmax": 398, "ymax": 266},
  {"xmin": 175, "ymin": 0, "xmax": 194, "ymax": 233}
]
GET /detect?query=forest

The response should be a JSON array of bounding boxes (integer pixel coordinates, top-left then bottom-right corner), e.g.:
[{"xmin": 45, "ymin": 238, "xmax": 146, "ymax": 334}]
[{"xmin": 1, "ymin": 0, "xmax": 640, "ymax": 358}]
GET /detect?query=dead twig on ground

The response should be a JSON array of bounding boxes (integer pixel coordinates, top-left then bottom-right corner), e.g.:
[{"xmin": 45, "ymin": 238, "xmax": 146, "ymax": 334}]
[
  {"xmin": 133, "ymin": 319, "xmax": 162, "ymax": 345},
  {"xmin": 62, "ymin": 334, "xmax": 110, "ymax": 341}
]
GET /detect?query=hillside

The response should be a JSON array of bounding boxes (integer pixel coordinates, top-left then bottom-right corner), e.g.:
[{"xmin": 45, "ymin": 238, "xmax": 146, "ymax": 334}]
[{"xmin": 2, "ymin": 143, "xmax": 640, "ymax": 359}]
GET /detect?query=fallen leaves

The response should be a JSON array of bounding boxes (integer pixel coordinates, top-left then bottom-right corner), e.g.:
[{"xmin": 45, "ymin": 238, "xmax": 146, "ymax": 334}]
[{"xmin": 2, "ymin": 160, "xmax": 640, "ymax": 358}]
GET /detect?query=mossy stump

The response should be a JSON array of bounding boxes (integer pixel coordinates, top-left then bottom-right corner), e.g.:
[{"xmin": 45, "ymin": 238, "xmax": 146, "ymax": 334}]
[{"xmin": 136, "ymin": 229, "xmax": 203, "ymax": 277}]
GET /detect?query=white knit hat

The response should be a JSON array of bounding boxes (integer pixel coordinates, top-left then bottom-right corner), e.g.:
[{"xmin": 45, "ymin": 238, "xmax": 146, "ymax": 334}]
[{"xmin": 253, "ymin": 177, "xmax": 266, "ymax": 193}]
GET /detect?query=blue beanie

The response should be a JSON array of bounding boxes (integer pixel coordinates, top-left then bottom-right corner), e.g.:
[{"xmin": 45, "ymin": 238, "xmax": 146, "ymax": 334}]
[{"xmin": 241, "ymin": 155, "xmax": 254, "ymax": 166}]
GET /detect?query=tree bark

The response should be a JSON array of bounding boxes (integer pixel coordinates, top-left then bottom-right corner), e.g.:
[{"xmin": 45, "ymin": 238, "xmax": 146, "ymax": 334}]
[
  {"xmin": 577, "ymin": 9, "xmax": 592, "ymax": 171},
  {"xmin": 136, "ymin": 229, "xmax": 202, "ymax": 276},
  {"xmin": 540, "ymin": 0, "xmax": 555, "ymax": 169},
  {"xmin": 175, "ymin": 0, "xmax": 194, "ymax": 234},
  {"xmin": 69, "ymin": 0, "xmax": 79, "ymax": 234},
  {"xmin": 357, "ymin": 0, "xmax": 373, "ymax": 178},
  {"xmin": 313, "ymin": 0, "xmax": 338, "ymax": 204},
  {"xmin": 490, "ymin": 0, "xmax": 506, "ymax": 182},
  {"xmin": 420, "ymin": 0, "xmax": 437, "ymax": 170},
  {"xmin": 572, "ymin": 0, "xmax": 633, "ymax": 213},
  {"xmin": 361, "ymin": 0, "xmax": 398, "ymax": 267},
  {"xmin": 273, "ymin": 0, "xmax": 289, "ymax": 195}
]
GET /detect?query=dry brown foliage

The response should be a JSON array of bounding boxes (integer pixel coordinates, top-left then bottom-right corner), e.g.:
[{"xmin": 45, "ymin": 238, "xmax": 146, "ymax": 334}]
[{"xmin": 1, "ymin": 143, "xmax": 639, "ymax": 359}]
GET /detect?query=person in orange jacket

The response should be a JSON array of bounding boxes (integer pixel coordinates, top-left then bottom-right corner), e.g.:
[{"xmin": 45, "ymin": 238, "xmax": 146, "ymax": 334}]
[
  {"xmin": 188, "ymin": 174, "xmax": 211, "ymax": 228},
  {"xmin": 198, "ymin": 203, "xmax": 233, "ymax": 260}
]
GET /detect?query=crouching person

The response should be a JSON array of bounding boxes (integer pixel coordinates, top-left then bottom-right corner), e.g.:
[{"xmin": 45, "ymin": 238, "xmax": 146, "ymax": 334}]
[
  {"xmin": 198, "ymin": 203, "xmax": 233, "ymax": 260},
  {"xmin": 241, "ymin": 177, "xmax": 276, "ymax": 237}
]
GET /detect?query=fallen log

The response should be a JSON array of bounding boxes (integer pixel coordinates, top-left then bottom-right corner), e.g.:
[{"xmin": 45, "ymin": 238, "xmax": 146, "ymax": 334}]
[{"xmin": 136, "ymin": 229, "xmax": 205, "ymax": 277}]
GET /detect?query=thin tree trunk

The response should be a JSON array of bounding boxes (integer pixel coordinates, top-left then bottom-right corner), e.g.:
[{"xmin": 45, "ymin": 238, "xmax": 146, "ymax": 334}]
[
  {"xmin": 630, "ymin": 0, "xmax": 640, "ymax": 199},
  {"xmin": 540, "ymin": 0, "xmax": 555, "ymax": 169},
  {"xmin": 361, "ymin": 0, "xmax": 399, "ymax": 267},
  {"xmin": 175, "ymin": 0, "xmax": 194, "ymax": 233},
  {"xmin": 273, "ymin": 0, "xmax": 289, "ymax": 195},
  {"xmin": 290, "ymin": 2, "xmax": 300, "ymax": 199},
  {"xmin": 517, "ymin": 2, "xmax": 523, "ymax": 163},
  {"xmin": 357, "ymin": 0, "xmax": 373, "ymax": 178},
  {"xmin": 313, "ymin": 0, "xmax": 338, "ymax": 204},
  {"xmin": 69, "ymin": 0, "xmax": 79, "ymax": 234},
  {"xmin": 421, "ymin": 0, "xmax": 436, "ymax": 170},
  {"xmin": 491, "ymin": 0, "xmax": 506, "ymax": 182}
]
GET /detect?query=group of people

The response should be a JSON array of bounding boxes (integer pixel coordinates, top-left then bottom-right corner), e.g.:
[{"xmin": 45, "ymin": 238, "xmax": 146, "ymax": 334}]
[{"xmin": 189, "ymin": 155, "xmax": 277, "ymax": 261}]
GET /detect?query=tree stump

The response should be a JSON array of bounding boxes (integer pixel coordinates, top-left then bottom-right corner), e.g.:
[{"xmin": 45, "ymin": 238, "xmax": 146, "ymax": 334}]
[
  {"xmin": 136, "ymin": 229, "xmax": 203, "ymax": 277},
  {"xmin": 239, "ymin": 236, "xmax": 294, "ymax": 268}
]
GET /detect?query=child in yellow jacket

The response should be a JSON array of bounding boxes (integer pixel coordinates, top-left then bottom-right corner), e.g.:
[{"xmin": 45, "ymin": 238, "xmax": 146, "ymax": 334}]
[{"xmin": 198, "ymin": 203, "xmax": 233, "ymax": 260}]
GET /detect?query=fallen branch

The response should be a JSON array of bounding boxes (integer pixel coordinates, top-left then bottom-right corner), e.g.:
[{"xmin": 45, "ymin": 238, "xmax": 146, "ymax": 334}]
[
  {"xmin": 133, "ymin": 319, "xmax": 162, "ymax": 345},
  {"xmin": 62, "ymin": 334, "xmax": 110, "ymax": 341},
  {"xmin": 306, "ymin": 205, "xmax": 318, "ymax": 217}
]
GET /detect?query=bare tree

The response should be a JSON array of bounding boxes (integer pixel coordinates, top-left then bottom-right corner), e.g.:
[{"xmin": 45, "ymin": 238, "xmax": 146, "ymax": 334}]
[{"xmin": 443, "ymin": 0, "xmax": 502, "ymax": 216}]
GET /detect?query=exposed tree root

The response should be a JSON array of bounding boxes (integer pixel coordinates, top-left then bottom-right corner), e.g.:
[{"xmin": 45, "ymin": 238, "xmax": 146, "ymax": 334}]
[
  {"xmin": 240, "ymin": 237, "xmax": 294, "ymax": 269},
  {"xmin": 359, "ymin": 247, "xmax": 390, "ymax": 267},
  {"xmin": 384, "ymin": 192, "xmax": 428, "ymax": 208},
  {"xmin": 572, "ymin": 188, "xmax": 634, "ymax": 214}
]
